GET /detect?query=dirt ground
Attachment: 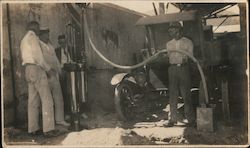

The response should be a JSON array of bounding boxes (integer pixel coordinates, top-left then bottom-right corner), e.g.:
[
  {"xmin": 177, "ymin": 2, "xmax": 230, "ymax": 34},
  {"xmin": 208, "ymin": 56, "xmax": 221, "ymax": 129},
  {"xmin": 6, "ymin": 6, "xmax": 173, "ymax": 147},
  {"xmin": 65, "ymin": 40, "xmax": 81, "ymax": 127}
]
[{"xmin": 3, "ymin": 107, "xmax": 248, "ymax": 147}]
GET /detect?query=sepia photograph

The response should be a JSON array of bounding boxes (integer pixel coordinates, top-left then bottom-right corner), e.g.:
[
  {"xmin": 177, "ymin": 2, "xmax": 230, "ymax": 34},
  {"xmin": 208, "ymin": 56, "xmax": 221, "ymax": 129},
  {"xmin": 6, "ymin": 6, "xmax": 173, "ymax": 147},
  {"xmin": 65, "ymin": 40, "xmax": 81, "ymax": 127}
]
[{"xmin": 1, "ymin": 0, "xmax": 249, "ymax": 147}]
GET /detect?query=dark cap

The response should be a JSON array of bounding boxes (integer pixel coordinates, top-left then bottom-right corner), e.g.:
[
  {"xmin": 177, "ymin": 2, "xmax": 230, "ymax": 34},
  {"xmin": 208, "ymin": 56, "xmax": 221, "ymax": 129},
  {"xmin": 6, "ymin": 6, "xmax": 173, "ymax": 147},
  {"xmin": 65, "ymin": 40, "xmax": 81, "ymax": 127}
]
[{"xmin": 168, "ymin": 22, "xmax": 182, "ymax": 29}]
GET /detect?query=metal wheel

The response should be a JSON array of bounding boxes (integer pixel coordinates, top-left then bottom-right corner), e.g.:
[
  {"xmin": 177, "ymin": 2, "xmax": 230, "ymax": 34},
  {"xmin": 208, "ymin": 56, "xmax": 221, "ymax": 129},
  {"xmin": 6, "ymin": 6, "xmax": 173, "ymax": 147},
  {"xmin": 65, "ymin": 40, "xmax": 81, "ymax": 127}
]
[{"xmin": 114, "ymin": 80, "xmax": 136, "ymax": 121}]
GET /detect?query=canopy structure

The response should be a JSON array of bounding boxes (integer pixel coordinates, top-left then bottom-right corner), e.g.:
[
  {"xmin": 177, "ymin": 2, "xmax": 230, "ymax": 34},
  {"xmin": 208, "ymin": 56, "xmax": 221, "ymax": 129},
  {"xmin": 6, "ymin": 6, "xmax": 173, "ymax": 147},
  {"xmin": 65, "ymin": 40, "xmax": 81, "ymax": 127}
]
[
  {"xmin": 171, "ymin": 3, "xmax": 237, "ymax": 18},
  {"xmin": 135, "ymin": 11, "xmax": 197, "ymax": 26}
]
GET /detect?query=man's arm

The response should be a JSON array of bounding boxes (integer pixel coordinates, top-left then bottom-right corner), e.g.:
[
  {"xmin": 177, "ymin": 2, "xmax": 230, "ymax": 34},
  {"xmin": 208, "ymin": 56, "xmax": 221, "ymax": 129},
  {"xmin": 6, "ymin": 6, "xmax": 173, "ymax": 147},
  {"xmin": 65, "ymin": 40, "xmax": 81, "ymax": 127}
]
[
  {"xmin": 32, "ymin": 36, "xmax": 51, "ymax": 71},
  {"xmin": 68, "ymin": 46, "xmax": 75, "ymax": 62},
  {"xmin": 50, "ymin": 43, "xmax": 62, "ymax": 74},
  {"xmin": 55, "ymin": 47, "xmax": 61, "ymax": 62},
  {"xmin": 187, "ymin": 39, "xmax": 194, "ymax": 56}
]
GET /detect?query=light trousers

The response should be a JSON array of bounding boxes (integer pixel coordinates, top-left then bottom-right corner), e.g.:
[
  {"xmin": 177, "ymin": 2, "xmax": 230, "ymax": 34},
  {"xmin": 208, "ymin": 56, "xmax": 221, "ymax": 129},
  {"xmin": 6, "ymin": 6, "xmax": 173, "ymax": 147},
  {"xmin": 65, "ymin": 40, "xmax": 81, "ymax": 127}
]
[
  {"xmin": 48, "ymin": 72, "xmax": 65, "ymax": 122},
  {"xmin": 25, "ymin": 65, "xmax": 55, "ymax": 133}
]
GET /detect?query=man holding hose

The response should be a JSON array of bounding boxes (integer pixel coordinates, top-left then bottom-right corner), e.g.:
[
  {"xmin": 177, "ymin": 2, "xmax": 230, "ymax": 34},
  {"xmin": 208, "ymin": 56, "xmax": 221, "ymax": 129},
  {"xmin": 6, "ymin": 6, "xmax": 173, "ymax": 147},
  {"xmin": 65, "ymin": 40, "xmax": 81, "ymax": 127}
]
[{"xmin": 164, "ymin": 22, "xmax": 196, "ymax": 127}]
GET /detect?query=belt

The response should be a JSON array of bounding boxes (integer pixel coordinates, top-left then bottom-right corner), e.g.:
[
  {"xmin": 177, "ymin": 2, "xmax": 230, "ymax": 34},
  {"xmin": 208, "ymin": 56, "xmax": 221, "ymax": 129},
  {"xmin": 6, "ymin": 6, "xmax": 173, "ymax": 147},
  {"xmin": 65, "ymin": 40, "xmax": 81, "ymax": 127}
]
[
  {"xmin": 170, "ymin": 63, "xmax": 187, "ymax": 67},
  {"xmin": 24, "ymin": 63, "xmax": 37, "ymax": 66},
  {"xmin": 25, "ymin": 63, "xmax": 37, "ymax": 66},
  {"xmin": 24, "ymin": 63, "xmax": 42, "ymax": 69}
]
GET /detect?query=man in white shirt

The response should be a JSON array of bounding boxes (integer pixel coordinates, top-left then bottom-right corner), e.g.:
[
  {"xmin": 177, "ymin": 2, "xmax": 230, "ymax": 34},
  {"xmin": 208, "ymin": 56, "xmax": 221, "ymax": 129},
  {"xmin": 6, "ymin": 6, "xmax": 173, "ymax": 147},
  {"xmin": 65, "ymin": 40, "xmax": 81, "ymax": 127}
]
[
  {"xmin": 164, "ymin": 22, "xmax": 195, "ymax": 127},
  {"xmin": 20, "ymin": 21, "xmax": 59, "ymax": 137},
  {"xmin": 39, "ymin": 28, "xmax": 70, "ymax": 127}
]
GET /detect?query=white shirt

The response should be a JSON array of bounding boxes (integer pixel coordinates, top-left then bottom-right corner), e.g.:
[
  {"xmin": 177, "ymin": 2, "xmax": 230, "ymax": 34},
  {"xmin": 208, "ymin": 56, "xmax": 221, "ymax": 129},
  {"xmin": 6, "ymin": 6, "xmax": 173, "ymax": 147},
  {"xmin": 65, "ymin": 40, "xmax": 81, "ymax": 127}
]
[
  {"xmin": 39, "ymin": 40, "xmax": 61, "ymax": 74},
  {"xmin": 20, "ymin": 31, "xmax": 50, "ymax": 71},
  {"xmin": 166, "ymin": 37, "xmax": 193, "ymax": 64}
]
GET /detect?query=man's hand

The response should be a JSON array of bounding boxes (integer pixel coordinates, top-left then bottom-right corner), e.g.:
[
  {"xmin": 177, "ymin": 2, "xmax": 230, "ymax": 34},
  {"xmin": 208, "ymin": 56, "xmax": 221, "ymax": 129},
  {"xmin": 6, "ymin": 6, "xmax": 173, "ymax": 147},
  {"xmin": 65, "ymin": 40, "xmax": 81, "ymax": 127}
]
[
  {"xmin": 161, "ymin": 53, "xmax": 168, "ymax": 58},
  {"xmin": 47, "ymin": 69, "xmax": 57, "ymax": 78}
]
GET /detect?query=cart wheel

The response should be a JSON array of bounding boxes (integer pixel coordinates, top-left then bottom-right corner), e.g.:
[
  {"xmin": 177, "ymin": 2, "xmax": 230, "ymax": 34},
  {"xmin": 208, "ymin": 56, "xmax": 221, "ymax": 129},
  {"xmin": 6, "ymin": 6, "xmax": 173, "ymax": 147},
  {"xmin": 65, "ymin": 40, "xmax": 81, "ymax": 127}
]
[{"xmin": 114, "ymin": 81, "xmax": 135, "ymax": 121}]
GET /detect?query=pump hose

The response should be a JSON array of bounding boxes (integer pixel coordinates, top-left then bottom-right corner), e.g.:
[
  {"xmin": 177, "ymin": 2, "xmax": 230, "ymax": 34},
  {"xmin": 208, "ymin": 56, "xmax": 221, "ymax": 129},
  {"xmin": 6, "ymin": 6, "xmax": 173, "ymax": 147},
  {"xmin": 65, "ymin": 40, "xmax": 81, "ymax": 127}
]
[{"xmin": 83, "ymin": 13, "xmax": 209, "ymax": 105}]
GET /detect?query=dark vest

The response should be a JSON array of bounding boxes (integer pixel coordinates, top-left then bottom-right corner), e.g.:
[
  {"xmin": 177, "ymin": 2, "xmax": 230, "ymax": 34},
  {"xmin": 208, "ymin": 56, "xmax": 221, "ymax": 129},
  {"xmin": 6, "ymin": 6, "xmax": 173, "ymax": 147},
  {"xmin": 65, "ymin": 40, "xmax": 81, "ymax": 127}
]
[{"xmin": 55, "ymin": 46, "xmax": 75, "ymax": 63}]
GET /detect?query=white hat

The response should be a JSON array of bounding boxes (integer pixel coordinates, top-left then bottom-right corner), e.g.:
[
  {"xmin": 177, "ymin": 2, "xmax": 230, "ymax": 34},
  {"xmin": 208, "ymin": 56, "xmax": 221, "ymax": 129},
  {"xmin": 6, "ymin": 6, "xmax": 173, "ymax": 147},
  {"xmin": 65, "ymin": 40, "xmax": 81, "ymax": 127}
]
[{"xmin": 40, "ymin": 26, "xmax": 49, "ymax": 32}]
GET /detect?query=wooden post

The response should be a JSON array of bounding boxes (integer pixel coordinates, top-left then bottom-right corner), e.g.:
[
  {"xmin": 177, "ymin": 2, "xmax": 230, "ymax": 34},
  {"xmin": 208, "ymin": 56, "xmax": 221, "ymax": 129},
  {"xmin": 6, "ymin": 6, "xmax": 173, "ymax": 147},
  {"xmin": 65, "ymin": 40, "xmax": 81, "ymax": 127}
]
[
  {"xmin": 238, "ymin": 3, "xmax": 246, "ymax": 41},
  {"xmin": 238, "ymin": 3, "xmax": 247, "ymax": 129},
  {"xmin": 221, "ymin": 80, "xmax": 230, "ymax": 122},
  {"xmin": 159, "ymin": 3, "xmax": 165, "ymax": 15},
  {"xmin": 238, "ymin": 3, "xmax": 247, "ymax": 69}
]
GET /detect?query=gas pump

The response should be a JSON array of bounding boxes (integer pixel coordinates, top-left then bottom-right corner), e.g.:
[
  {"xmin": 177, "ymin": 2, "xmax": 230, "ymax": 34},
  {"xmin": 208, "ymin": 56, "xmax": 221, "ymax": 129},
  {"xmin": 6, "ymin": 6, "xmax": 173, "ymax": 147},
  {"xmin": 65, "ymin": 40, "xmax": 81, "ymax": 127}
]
[
  {"xmin": 63, "ymin": 22, "xmax": 87, "ymax": 131},
  {"xmin": 64, "ymin": 62, "xmax": 86, "ymax": 131}
]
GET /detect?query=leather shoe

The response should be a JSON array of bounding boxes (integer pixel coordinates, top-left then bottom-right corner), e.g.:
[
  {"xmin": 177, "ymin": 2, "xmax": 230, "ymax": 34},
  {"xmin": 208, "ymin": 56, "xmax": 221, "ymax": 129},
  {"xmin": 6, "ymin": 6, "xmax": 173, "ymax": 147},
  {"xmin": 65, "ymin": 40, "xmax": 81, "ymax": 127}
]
[
  {"xmin": 43, "ymin": 130, "xmax": 61, "ymax": 138},
  {"xmin": 163, "ymin": 120, "xmax": 177, "ymax": 127},
  {"xmin": 29, "ymin": 130, "xmax": 43, "ymax": 136}
]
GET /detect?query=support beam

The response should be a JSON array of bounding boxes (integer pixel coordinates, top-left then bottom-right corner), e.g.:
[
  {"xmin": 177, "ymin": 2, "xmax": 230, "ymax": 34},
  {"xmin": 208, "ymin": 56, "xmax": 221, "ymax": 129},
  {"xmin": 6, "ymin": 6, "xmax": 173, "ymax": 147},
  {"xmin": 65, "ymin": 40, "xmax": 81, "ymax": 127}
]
[
  {"xmin": 238, "ymin": 3, "xmax": 247, "ymax": 40},
  {"xmin": 165, "ymin": 3, "xmax": 169, "ymax": 14},
  {"xmin": 238, "ymin": 3, "xmax": 247, "ymax": 130},
  {"xmin": 152, "ymin": 2, "xmax": 158, "ymax": 15},
  {"xmin": 213, "ymin": 17, "xmax": 229, "ymax": 32},
  {"xmin": 206, "ymin": 4, "xmax": 236, "ymax": 19},
  {"xmin": 204, "ymin": 14, "xmax": 239, "ymax": 19},
  {"xmin": 6, "ymin": 3, "xmax": 18, "ymax": 127}
]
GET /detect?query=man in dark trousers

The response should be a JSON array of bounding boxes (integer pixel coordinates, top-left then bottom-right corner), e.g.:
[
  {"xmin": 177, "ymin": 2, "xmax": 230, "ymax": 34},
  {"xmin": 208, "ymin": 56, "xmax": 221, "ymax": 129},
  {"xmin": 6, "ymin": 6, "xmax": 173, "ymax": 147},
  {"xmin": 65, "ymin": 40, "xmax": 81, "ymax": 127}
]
[
  {"xmin": 55, "ymin": 35, "xmax": 75, "ymax": 119},
  {"xmin": 164, "ymin": 22, "xmax": 195, "ymax": 127}
]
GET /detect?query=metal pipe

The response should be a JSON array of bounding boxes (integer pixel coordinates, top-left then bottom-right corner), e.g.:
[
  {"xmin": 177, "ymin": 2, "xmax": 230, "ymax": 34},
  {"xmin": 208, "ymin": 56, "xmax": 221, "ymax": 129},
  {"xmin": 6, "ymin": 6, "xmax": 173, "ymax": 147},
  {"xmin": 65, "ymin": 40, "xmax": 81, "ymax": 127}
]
[
  {"xmin": 70, "ymin": 72, "xmax": 77, "ymax": 112},
  {"xmin": 205, "ymin": 14, "xmax": 239, "ymax": 19},
  {"xmin": 6, "ymin": 3, "xmax": 18, "ymax": 126},
  {"xmin": 73, "ymin": 27, "xmax": 76, "ymax": 60},
  {"xmin": 80, "ymin": 7, "xmax": 87, "ymax": 103},
  {"xmin": 206, "ymin": 4, "xmax": 236, "ymax": 19},
  {"xmin": 166, "ymin": 3, "xmax": 169, "ymax": 14},
  {"xmin": 81, "ymin": 7, "xmax": 85, "ymax": 53},
  {"xmin": 80, "ymin": 71, "xmax": 86, "ymax": 102},
  {"xmin": 152, "ymin": 3, "xmax": 158, "ymax": 15},
  {"xmin": 213, "ymin": 17, "xmax": 229, "ymax": 32}
]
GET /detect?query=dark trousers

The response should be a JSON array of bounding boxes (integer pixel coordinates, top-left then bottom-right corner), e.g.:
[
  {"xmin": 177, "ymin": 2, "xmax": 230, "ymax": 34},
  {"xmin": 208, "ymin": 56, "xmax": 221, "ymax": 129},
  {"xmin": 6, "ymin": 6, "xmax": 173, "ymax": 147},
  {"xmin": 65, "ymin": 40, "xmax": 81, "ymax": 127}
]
[
  {"xmin": 168, "ymin": 64, "xmax": 195, "ymax": 123},
  {"xmin": 60, "ymin": 70, "xmax": 71, "ymax": 115}
]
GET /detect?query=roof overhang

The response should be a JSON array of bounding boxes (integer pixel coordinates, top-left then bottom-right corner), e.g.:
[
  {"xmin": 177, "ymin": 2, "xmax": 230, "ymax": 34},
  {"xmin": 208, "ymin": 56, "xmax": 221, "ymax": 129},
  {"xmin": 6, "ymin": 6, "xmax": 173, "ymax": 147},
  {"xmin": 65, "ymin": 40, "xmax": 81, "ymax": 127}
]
[
  {"xmin": 135, "ymin": 11, "xmax": 197, "ymax": 26},
  {"xmin": 172, "ymin": 3, "xmax": 237, "ymax": 18}
]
